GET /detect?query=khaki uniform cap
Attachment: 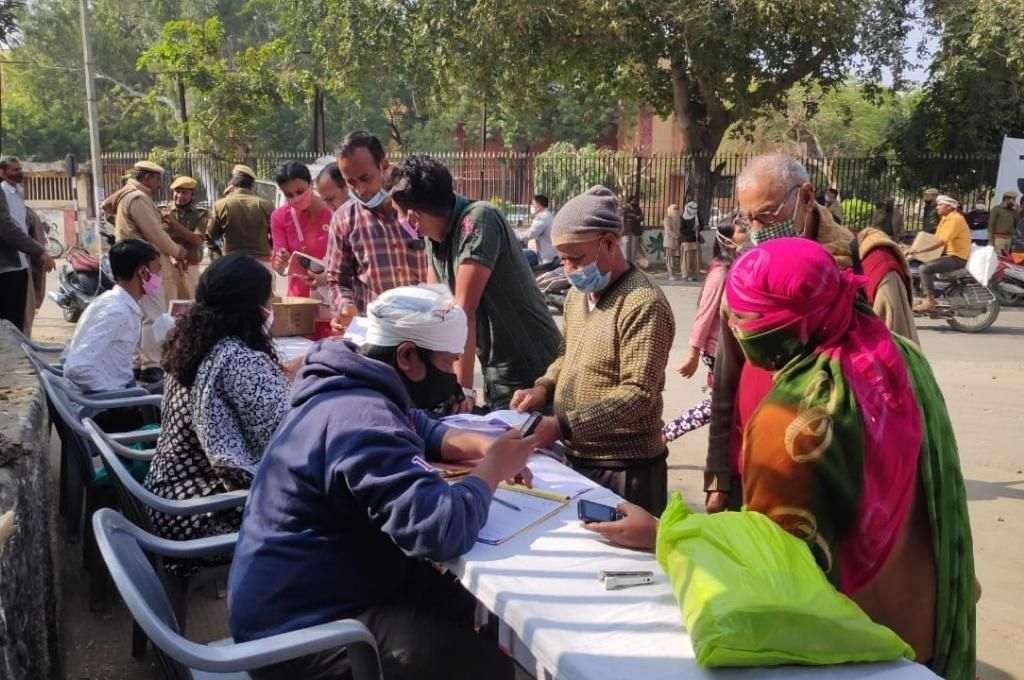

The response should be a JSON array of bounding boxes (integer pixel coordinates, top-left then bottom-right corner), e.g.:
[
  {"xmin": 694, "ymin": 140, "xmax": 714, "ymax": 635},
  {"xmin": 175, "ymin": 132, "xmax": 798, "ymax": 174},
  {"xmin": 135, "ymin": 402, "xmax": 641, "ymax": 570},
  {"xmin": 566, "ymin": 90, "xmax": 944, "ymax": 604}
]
[
  {"xmin": 134, "ymin": 160, "xmax": 165, "ymax": 174},
  {"xmin": 232, "ymin": 164, "xmax": 257, "ymax": 179},
  {"xmin": 170, "ymin": 176, "xmax": 198, "ymax": 191}
]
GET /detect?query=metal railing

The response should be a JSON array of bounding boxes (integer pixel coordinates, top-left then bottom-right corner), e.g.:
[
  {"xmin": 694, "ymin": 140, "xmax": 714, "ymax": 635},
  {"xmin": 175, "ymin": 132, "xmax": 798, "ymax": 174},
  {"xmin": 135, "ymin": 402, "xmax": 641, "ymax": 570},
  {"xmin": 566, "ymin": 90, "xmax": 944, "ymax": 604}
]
[{"xmin": 97, "ymin": 150, "xmax": 1003, "ymax": 231}]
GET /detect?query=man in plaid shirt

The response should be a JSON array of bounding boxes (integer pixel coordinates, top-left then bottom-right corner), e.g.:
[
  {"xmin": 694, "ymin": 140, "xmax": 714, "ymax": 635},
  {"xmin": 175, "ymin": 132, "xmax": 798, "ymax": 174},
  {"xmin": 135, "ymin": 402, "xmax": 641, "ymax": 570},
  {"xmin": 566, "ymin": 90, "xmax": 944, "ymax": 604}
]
[{"xmin": 325, "ymin": 131, "xmax": 427, "ymax": 331}]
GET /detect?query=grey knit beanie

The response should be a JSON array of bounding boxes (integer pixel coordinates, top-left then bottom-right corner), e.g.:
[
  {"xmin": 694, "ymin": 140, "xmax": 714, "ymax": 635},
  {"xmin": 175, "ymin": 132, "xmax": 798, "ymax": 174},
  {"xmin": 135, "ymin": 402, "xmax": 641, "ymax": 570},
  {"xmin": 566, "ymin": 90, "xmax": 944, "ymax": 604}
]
[{"xmin": 551, "ymin": 185, "xmax": 623, "ymax": 245}]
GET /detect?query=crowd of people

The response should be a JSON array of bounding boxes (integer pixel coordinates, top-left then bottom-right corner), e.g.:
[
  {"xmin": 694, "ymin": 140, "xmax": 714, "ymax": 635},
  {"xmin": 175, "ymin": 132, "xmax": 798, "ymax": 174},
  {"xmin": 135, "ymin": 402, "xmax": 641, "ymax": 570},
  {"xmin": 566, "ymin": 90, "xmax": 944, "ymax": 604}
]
[{"xmin": 0, "ymin": 138, "xmax": 982, "ymax": 679}]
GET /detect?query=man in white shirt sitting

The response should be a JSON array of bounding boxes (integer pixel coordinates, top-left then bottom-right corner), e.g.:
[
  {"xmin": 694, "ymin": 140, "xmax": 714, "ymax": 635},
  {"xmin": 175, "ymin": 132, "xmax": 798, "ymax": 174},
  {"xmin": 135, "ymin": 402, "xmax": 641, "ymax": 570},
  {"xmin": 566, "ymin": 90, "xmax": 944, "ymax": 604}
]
[
  {"xmin": 63, "ymin": 239, "xmax": 162, "ymax": 394},
  {"xmin": 517, "ymin": 194, "xmax": 558, "ymax": 270}
]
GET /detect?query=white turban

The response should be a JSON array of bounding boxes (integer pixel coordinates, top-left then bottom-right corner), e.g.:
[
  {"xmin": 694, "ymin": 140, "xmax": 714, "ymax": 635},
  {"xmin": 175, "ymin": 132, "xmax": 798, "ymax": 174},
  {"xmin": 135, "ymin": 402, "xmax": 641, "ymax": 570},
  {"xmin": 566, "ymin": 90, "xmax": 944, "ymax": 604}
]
[
  {"xmin": 937, "ymin": 195, "xmax": 959, "ymax": 208},
  {"xmin": 364, "ymin": 285, "xmax": 468, "ymax": 354}
]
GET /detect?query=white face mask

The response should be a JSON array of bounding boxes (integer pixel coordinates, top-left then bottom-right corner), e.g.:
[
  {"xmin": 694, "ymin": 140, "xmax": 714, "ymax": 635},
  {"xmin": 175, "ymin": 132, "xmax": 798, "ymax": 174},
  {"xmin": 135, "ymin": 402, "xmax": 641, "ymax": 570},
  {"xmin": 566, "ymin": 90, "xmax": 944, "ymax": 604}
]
[
  {"xmin": 349, "ymin": 188, "xmax": 388, "ymax": 210},
  {"xmin": 261, "ymin": 305, "xmax": 275, "ymax": 335}
]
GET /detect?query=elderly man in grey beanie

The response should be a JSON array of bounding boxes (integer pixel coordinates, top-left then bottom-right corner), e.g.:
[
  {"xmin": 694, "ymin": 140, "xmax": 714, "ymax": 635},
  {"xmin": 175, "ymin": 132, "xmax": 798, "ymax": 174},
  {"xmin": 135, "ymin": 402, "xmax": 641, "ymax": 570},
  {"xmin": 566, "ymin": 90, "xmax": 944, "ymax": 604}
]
[{"xmin": 511, "ymin": 185, "xmax": 675, "ymax": 513}]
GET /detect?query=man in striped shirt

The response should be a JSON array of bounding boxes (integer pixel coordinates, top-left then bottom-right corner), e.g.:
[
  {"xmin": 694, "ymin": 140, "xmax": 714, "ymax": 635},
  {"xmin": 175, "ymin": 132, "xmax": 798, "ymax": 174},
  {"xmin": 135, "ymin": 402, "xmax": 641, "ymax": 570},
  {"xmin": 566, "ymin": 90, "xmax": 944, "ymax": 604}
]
[{"xmin": 325, "ymin": 131, "xmax": 427, "ymax": 331}]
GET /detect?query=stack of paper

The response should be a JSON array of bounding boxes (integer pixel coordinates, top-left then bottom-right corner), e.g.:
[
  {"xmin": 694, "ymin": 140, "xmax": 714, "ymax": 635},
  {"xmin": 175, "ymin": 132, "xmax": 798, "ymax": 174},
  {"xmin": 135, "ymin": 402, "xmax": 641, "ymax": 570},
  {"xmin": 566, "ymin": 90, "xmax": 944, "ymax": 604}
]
[
  {"xmin": 478, "ymin": 486, "xmax": 568, "ymax": 545},
  {"xmin": 442, "ymin": 410, "xmax": 530, "ymax": 435}
]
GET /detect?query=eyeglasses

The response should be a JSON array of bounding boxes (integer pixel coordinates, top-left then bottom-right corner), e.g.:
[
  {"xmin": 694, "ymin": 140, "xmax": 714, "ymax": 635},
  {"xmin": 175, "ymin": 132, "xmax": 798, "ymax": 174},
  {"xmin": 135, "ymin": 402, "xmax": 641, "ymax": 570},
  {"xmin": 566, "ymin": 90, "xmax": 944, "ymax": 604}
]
[{"xmin": 733, "ymin": 185, "xmax": 801, "ymax": 230}]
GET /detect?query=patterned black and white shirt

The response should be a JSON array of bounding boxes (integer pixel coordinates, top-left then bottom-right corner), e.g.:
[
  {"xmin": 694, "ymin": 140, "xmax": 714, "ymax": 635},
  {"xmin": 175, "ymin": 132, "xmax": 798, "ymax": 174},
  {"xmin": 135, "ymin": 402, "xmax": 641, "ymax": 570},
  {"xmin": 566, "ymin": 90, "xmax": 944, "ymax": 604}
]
[{"xmin": 144, "ymin": 337, "xmax": 288, "ymax": 551}]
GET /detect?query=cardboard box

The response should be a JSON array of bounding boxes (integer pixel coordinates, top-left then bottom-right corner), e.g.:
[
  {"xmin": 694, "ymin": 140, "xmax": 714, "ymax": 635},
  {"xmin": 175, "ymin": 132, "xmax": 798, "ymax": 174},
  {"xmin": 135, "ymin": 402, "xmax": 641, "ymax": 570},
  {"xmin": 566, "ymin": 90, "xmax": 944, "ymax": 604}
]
[
  {"xmin": 270, "ymin": 297, "xmax": 321, "ymax": 337},
  {"xmin": 910, "ymin": 231, "xmax": 944, "ymax": 262}
]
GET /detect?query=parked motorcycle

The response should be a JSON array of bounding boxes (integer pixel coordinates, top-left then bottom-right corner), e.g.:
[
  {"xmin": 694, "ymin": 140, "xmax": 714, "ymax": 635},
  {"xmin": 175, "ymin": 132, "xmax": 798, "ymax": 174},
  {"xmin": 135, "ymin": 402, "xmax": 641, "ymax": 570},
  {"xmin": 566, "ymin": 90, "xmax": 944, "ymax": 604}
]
[
  {"xmin": 908, "ymin": 259, "xmax": 1000, "ymax": 333},
  {"xmin": 536, "ymin": 266, "xmax": 570, "ymax": 315},
  {"xmin": 49, "ymin": 233, "xmax": 115, "ymax": 323},
  {"xmin": 992, "ymin": 255, "xmax": 1024, "ymax": 307}
]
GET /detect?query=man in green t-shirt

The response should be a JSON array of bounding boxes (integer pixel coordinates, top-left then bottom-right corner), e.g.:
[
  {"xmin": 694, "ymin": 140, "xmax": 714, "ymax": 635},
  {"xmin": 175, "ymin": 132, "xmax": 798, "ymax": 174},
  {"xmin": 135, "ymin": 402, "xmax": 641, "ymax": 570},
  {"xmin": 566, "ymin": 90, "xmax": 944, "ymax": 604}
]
[{"xmin": 386, "ymin": 155, "xmax": 561, "ymax": 411}]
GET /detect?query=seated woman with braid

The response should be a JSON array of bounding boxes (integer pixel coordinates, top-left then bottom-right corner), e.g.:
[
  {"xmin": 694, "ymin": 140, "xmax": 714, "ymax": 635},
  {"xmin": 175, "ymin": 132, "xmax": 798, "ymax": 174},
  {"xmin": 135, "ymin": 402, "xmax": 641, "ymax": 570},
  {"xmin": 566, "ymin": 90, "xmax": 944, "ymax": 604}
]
[
  {"xmin": 144, "ymin": 254, "xmax": 289, "ymax": 572},
  {"xmin": 584, "ymin": 238, "xmax": 976, "ymax": 680}
]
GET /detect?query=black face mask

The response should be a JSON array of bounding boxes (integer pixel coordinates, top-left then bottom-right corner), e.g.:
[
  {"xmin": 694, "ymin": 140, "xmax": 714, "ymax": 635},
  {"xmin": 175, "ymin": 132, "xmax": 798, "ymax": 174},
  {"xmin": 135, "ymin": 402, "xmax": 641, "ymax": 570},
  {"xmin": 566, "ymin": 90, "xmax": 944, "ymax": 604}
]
[{"xmin": 397, "ymin": 347, "xmax": 462, "ymax": 412}]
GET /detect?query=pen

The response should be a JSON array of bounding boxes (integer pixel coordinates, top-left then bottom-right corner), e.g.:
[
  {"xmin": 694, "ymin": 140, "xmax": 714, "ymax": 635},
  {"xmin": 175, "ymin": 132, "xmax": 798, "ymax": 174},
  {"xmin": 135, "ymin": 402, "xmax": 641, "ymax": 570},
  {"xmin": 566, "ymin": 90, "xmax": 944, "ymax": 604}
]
[{"xmin": 493, "ymin": 496, "xmax": 521, "ymax": 512}]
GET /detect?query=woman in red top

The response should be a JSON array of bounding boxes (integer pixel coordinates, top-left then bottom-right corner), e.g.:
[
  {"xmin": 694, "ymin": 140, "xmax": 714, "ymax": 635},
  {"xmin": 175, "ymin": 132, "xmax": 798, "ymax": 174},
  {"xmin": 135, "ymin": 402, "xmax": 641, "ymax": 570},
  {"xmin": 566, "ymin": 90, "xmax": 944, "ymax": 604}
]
[{"xmin": 270, "ymin": 161, "xmax": 333, "ymax": 337}]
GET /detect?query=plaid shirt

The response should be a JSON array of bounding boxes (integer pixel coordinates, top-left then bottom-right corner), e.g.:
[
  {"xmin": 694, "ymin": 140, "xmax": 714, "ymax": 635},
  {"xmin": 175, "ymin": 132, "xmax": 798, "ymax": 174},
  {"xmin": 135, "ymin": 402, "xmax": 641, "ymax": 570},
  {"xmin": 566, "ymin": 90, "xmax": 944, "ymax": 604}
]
[{"xmin": 324, "ymin": 199, "xmax": 427, "ymax": 313}]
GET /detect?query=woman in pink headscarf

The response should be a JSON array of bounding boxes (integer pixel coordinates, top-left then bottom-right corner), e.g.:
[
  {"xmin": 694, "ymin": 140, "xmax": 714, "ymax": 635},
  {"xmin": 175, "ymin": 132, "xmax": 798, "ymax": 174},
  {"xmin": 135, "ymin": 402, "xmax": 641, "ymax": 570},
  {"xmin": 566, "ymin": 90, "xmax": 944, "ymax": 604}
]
[{"xmin": 586, "ymin": 238, "xmax": 976, "ymax": 679}]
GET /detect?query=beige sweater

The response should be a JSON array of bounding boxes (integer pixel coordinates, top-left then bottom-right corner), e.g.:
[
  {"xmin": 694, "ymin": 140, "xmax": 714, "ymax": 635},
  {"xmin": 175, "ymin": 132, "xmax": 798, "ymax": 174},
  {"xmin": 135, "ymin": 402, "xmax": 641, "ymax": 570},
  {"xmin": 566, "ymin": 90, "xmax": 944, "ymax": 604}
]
[{"xmin": 537, "ymin": 267, "xmax": 675, "ymax": 462}]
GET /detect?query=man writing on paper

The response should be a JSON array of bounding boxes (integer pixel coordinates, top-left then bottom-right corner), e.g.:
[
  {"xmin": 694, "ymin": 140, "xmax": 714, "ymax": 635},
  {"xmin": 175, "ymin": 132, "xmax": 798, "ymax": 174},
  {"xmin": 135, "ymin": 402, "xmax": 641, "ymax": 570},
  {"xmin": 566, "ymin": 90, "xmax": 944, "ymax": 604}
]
[
  {"xmin": 510, "ymin": 186, "xmax": 675, "ymax": 514},
  {"xmin": 229, "ymin": 284, "xmax": 548, "ymax": 680}
]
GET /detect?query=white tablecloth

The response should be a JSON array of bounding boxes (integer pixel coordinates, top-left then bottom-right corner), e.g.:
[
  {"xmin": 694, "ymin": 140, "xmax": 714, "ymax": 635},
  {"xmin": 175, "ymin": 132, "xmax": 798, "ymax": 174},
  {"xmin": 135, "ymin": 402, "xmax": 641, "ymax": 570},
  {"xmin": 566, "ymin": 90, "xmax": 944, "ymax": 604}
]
[{"xmin": 448, "ymin": 455, "xmax": 937, "ymax": 680}]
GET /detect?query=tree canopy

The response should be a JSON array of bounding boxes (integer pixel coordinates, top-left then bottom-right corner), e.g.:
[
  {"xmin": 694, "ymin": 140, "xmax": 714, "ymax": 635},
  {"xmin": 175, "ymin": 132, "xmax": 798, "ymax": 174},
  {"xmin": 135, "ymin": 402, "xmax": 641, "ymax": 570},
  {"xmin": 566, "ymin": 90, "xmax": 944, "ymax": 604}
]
[{"xmin": 1, "ymin": 0, "xmax": 1022, "ymax": 169}]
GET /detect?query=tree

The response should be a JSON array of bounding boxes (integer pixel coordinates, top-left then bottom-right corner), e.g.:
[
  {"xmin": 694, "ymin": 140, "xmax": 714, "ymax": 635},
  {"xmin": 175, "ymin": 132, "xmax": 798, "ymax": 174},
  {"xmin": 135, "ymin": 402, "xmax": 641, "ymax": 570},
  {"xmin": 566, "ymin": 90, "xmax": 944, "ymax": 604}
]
[
  {"xmin": 403, "ymin": 0, "xmax": 913, "ymax": 217},
  {"xmin": 884, "ymin": 0, "xmax": 1023, "ymax": 193}
]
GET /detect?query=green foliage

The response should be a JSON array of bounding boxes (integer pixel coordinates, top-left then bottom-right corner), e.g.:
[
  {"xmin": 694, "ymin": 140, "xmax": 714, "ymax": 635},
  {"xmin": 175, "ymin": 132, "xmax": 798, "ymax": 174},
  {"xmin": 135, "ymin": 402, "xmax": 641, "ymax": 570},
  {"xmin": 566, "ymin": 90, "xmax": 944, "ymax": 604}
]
[
  {"xmin": 883, "ymin": 0, "xmax": 1024, "ymax": 192},
  {"xmin": 534, "ymin": 143, "xmax": 631, "ymax": 207}
]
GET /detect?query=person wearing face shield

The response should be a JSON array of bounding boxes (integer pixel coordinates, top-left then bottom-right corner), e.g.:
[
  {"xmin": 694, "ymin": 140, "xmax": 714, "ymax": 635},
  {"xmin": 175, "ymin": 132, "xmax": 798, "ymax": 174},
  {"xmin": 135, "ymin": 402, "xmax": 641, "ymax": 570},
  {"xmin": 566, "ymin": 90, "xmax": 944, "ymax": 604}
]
[
  {"xmin": 228, "ymin": 284, "xmax": 546, "ymax": 680},
  {"xmin": 510, "ymin": 185, "xmax": 676, "ymax": 514},
  {"xmin": 323, "ymin": 131, "xmax": 427, "ymax": 334}
]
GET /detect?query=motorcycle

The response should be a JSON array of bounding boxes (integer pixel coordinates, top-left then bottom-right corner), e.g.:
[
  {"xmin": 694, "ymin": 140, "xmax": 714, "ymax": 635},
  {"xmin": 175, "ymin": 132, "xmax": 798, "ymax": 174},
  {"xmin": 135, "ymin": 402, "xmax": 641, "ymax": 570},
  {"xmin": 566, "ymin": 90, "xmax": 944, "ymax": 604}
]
[
  {"xmin": 908, "ymin": 258, "xmax": 1000, "ymax": 333},
  {"xmin": 536, "ymin": 266, "xmax": 571, "ymax": 315},
  {"xmin": 992, "ymin": 255, "xmax": 1024, "ymax": 307},
  {"xmin": 49, "ymin": 233, "xmax": 116, "ymax": 323}
]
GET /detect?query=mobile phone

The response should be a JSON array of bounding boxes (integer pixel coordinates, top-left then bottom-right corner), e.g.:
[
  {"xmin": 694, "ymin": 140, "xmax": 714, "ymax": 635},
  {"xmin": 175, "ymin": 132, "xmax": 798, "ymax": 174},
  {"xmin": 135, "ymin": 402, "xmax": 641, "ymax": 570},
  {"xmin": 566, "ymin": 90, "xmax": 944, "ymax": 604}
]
[
  {"xmin": 577, "ymin": 499, "xmax": 623, "ymax": 523},
  {"xmin": 297, "ymin": 255, "xmax": 325, "ymax": 274},
  {"xmin": 519, "ymin": 412, "xmax": 543, "ymax": 437}
]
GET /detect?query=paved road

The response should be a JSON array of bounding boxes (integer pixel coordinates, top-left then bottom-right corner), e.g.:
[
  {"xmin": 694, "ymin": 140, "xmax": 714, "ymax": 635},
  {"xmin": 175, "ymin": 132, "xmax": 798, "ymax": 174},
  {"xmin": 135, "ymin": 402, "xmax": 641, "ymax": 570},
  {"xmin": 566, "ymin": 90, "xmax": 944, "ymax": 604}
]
[{"xmin": 35, "ymin": 268, "xmax": 1023, "ymax": 679}]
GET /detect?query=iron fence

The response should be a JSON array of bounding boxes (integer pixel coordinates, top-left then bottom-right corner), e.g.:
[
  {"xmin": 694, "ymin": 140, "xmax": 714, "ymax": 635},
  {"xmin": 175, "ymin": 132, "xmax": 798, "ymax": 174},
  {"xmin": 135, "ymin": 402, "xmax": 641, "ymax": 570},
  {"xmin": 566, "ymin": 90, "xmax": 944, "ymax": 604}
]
[{"xmin": 98, "ymin": 150, "xmax": 1002, "ymax": 232}]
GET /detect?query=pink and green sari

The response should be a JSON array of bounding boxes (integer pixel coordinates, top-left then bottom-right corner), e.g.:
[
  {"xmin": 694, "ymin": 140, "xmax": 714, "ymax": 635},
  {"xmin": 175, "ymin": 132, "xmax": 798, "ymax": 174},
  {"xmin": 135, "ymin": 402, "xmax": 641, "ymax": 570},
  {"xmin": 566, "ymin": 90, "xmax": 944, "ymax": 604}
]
[{"xmin": 725, "ymin": 238, "xmax": 975, "ymax": 679}]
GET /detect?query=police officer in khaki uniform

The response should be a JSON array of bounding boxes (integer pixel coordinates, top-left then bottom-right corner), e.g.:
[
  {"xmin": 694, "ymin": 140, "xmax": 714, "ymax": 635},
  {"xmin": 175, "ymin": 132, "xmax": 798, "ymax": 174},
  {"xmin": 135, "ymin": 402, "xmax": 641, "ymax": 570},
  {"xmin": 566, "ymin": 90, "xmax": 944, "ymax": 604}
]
[
  {"xmin": 208, "ymin": 164, "xmax": 274, "ymax": 265},
  {"xmin": 160, "ymin": 175, "xmax": 208, "ymax": 298},
  {"xmin": 109, "ymin": 160, "xmax": 188, "ymax": 367}
]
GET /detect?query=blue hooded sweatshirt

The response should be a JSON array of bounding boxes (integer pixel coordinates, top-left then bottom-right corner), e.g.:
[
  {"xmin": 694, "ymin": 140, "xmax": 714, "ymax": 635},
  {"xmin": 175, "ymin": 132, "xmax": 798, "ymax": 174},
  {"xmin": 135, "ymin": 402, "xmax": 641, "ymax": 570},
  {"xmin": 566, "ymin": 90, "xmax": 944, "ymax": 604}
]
[{"xmin": 227, "ymin": 341, "xmax": 493, "ymax": 643}]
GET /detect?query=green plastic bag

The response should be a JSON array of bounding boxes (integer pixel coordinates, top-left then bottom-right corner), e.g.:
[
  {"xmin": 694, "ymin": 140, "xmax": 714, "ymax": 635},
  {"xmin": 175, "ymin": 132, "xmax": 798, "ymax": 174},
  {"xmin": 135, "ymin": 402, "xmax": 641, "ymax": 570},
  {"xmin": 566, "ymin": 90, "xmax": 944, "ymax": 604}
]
[{"xmin": 655, "ymin": 493, "xmax": 914, "ymax": 667}]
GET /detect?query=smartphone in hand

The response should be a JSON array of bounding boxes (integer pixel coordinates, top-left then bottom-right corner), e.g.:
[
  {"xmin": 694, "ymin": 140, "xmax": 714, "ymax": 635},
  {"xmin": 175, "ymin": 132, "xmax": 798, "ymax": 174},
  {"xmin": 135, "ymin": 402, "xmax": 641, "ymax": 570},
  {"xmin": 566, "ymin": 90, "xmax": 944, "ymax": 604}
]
[{"xmin": 577, "ymin": 499, "xmax": 623, "ymax": 523}]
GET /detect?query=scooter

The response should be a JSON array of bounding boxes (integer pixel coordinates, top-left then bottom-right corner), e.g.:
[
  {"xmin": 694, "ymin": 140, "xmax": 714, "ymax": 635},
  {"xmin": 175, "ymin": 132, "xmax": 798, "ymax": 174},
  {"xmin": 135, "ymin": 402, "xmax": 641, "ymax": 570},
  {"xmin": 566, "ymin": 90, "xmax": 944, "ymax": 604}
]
[
  {"xmin": 992, "ymin": 255, "xmax": 1024, "ymax": 307},
  {"xmin": 49, "ymin": 232, "xmax": 116, "ymax": 323},
  {"xmin": 908, "ymin": 259, "xmax": 1000, "ymax": 333}
]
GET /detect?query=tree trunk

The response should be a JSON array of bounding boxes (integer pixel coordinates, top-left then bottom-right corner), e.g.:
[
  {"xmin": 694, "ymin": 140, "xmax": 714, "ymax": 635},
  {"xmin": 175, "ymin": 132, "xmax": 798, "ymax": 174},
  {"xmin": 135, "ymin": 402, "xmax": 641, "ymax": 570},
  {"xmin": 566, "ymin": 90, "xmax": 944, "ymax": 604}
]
[{"xmin": 669, "ymin": 59, "xmax": 730, "ymax": 228}]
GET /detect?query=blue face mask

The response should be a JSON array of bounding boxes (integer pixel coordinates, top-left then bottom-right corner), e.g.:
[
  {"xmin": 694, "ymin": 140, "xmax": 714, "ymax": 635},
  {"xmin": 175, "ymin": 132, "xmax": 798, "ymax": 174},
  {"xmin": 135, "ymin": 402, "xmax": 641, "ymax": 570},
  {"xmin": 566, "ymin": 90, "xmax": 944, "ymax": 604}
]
[
  {"xmin": 349, "ymin": 188, "xmax": 388, "ymax": 210},
  {"xmin": 567, "ymin": 260, "xmax": 612, "ymax": 294}
]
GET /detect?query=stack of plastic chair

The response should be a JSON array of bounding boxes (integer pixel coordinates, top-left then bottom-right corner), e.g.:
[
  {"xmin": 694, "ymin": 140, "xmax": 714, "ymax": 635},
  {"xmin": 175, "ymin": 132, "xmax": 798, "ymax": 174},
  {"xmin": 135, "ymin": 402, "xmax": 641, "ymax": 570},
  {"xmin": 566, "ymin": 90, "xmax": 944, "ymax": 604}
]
[
  {"xmin": 37, "ymin": 370, "xmax": 160, "ymax": 608},
  {"xmin": 86, "ymin": 417, "xmax": 248, "ymax": 658},
  {"xmin": 93, "ymin": 508, "xmax": 382, "ymax": 680}
]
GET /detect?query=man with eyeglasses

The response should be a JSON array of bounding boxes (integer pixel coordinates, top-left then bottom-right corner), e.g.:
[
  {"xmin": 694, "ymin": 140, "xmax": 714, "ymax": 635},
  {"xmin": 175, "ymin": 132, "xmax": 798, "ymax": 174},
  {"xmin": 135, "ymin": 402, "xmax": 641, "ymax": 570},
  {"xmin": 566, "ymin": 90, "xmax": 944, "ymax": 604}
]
[{"xmin": 704, "ymin": 153, "xmax": 856, "ymax": 514}]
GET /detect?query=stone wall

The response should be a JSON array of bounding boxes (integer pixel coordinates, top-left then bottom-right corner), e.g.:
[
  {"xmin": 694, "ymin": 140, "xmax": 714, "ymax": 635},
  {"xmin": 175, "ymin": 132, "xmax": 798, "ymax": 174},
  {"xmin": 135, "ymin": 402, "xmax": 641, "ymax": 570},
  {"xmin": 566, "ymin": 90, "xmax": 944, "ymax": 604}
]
[{"xmin": 0, "ymin": 322, "xmax": 59, "ymax": 680}]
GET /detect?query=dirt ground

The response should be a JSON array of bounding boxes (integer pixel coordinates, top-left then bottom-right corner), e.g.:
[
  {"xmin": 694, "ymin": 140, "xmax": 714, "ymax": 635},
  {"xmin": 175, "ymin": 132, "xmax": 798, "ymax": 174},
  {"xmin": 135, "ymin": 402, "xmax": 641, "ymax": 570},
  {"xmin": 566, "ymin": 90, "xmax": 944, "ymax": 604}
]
[{"xmin": 34, "ymin": 268, "xmax": 1023, "ymax": 680}]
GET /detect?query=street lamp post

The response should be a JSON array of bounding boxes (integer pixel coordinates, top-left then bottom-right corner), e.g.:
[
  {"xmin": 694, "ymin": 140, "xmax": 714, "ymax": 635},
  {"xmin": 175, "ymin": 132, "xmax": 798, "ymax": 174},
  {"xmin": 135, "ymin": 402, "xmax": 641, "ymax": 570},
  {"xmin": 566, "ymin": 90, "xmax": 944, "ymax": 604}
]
[{"xmin": 78, "ymin": 0, "xmax": 105, "ymax": 251}]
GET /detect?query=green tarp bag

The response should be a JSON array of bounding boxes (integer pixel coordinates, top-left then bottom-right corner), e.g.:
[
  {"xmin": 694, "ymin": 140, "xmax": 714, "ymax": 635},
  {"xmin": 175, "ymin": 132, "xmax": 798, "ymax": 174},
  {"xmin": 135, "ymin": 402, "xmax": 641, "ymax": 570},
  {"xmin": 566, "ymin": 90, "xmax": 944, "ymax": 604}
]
[{"xmin": 655, "ymin": 493, "xmax": 914, "ymax": 667}]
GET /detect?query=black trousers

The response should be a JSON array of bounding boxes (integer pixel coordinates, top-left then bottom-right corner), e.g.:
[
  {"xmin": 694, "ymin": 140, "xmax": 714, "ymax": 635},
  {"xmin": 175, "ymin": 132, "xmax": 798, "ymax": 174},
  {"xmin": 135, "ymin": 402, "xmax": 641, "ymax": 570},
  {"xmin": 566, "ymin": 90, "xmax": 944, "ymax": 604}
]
[
  {"xmin": 0, "ymin": 268, "xmax": 28, "ymax": 332},
  {"xmin": 920, "ymin": 255, "xmax": 966, "ymax": 296},
  {"xmin": 250, "ymin": 562, "xmax": 513, "ymax": 680},
  {"xmin": 569, "ymin": 452, "xmax": 669, "ymax": 515}
]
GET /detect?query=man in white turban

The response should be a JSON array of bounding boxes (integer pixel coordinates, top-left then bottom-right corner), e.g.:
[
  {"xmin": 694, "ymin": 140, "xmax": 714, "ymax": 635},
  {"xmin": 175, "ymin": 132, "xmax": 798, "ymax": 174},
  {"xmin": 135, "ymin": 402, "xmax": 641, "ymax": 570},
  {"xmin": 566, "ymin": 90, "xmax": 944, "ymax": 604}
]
[
  {"xmin": 229, "ymin": 283, "xmax": 549, "ymax": 680},
  {"xmin": 907, "ymin": 195, "xmax": 971, "ymax": 312}
]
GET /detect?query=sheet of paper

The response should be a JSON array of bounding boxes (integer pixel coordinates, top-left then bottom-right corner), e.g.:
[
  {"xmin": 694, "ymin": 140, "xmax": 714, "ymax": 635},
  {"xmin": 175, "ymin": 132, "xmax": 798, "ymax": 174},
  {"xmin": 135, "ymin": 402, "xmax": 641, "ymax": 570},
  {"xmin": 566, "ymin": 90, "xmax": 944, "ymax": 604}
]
[
  {"xmin": 478, "ymin": 487, "xmax": 566, "ymax": 545},
  {"xmin": 343, "ymin": 316, "xmax": 369, "ymax": 345},
  {"xmin": 528, "ymin": 455, "xmax": 595, "ymax": 499}
]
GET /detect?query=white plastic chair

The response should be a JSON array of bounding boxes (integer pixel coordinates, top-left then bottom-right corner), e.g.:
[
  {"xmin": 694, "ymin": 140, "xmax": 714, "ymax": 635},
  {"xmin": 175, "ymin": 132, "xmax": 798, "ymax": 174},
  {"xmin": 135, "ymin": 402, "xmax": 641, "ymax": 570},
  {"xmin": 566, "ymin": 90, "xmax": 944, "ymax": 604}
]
[{"xmin": 92, "ymin": 508, "xmax": 382, "ymax": 680}]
